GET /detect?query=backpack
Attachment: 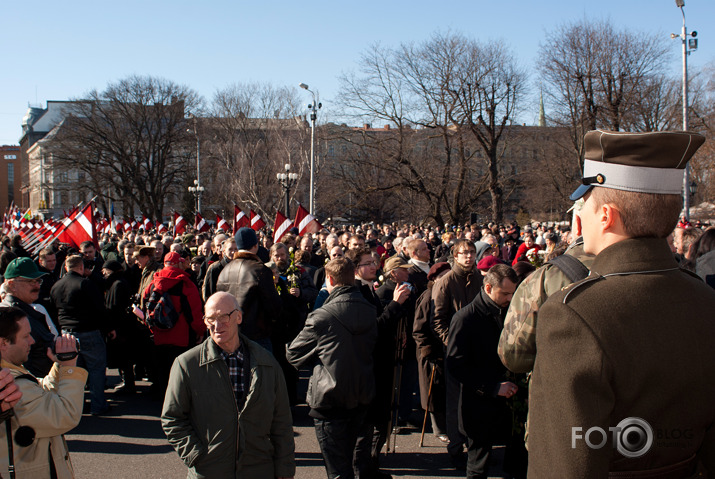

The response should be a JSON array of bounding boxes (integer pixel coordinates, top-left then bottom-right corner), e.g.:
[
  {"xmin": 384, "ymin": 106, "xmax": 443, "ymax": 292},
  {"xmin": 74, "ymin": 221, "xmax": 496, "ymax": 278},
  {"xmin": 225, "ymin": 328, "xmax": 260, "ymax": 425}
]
[{"xmin": 145, "ymin": 282, "xmax": 184, "ymax": 330}]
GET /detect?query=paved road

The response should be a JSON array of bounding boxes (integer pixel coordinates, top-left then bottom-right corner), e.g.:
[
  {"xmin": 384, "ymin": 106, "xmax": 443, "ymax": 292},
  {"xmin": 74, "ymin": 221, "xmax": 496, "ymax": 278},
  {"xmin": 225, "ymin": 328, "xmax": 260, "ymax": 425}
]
[{"xmin": 65, "ymin": 370, "xmax": 509, "ymax": 478}]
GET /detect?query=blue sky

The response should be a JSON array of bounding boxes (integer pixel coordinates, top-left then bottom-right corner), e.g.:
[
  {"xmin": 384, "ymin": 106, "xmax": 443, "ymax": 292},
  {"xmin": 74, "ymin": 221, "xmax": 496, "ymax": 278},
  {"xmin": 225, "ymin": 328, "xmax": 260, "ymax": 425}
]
[{"xmin": 1, "ymin": 0, "xmax": 713, "ymax": 145}]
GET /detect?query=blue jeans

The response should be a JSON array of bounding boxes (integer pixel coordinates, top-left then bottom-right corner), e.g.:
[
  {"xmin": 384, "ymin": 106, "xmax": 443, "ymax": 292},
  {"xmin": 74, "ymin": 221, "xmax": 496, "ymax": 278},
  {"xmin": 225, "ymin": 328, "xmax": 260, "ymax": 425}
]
[
  {"xmin": 71, "ymin": 330, "xmax": 108, "ymax": 414},
  {"xmin": 314, "ymin": 408, "xmax": 367, "ymax": 479}
]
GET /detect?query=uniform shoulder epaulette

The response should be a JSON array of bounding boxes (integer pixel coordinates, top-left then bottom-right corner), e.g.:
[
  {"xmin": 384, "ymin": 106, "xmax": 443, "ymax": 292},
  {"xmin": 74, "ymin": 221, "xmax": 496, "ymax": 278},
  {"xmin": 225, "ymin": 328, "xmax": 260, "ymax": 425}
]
[{"xmin": 562, "ymin": 273, "xmax": 603, "ymax": 304}]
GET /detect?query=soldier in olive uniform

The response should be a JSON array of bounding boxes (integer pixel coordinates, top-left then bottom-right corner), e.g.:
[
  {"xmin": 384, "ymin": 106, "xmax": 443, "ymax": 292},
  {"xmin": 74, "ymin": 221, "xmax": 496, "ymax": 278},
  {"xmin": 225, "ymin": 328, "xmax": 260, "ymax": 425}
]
[
  {"xmin": 498, "ymin": 214, "xmax": 595, "ymax": 374},
  {"xmin": 529, "ymin": 130, "xmax": 715, "ymax": 478},
  {"xmin": 498, "ymin": 203, "xmax": 595, "ymax": 454}
]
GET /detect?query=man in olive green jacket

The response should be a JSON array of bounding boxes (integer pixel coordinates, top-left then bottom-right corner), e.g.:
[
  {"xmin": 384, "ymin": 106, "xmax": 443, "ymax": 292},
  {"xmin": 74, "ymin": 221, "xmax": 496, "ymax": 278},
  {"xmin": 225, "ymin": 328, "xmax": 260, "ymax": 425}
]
[
  {"xmin": 161, "ymin": 292, "xmax": 295, "ymax": 479},
  {"xmin": 529, "ymin": 130, "xmax": 715, "ymax": 478}
]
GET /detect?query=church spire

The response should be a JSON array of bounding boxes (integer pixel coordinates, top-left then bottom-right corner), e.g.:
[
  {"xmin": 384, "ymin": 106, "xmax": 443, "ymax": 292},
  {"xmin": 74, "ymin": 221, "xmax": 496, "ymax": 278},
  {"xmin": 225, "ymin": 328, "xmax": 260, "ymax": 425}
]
[{"xmin": 538, "ymin": 89, "xmax": 546, "ymax": 127}]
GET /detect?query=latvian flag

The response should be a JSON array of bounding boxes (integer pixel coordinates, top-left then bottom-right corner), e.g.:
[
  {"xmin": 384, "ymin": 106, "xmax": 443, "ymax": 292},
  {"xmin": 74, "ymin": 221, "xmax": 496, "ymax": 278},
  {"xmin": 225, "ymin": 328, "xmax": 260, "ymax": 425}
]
[
  {"xmin": 195, "ymin": 213, "xmax": 210, "ymax": 233},
  {"xmin": 294, "ymin": 204, "xmax": 322, "ymax": 236},
  {"xmin": 250, "ymin": 209, "xmax": 266, "ymax": 231},
  {"xmin": 174, "ymin": 212, "xmax": 188, "ymax": 236},
  {"xmin": 273, "ymin": 210, "xmax": 293, "ymax": 243},
  {"xmin": 216, "ymin": 214, "xmax": 229, "ymax": 232},
  {"xmin": 234, "ymin": 206, "xmax": 249, "ymax": 234}
]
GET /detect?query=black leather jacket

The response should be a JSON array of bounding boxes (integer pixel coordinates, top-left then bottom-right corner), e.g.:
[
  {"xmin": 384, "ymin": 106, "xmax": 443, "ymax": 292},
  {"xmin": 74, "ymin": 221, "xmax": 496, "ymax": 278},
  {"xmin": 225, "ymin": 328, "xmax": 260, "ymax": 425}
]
[
  {"xmin": 287, "ymin": 285, "xmax": 377, "ymax": 416},
  {"xmin": 216, "ymin": 251, "xmax": 281, "ymax": 341}
]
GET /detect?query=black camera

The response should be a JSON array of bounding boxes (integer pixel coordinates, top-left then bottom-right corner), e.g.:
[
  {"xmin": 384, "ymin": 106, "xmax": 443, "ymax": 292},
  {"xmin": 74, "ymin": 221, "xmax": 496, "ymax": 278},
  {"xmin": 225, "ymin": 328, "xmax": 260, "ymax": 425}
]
[{"xmin": 52, "ymin": 337, "xmax": 81, "ymax": 361}]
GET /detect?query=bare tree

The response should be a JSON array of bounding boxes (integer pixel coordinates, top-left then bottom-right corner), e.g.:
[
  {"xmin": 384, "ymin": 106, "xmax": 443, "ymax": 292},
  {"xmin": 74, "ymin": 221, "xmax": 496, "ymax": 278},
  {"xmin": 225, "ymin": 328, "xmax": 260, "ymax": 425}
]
[
  {"xmin": 50, "ymin": 75, "xmax": 203, "ymax": 221},
  {"xmin": 538, "ymin": 19, "xmax": 671, "ymax": 171},
  {"xmin": 335, "ymin": 33, "xmax": 524, "ymax": 225},
  {"xmin": 203, "ymin": 83, "xmax": 308, "ymax": 220}
]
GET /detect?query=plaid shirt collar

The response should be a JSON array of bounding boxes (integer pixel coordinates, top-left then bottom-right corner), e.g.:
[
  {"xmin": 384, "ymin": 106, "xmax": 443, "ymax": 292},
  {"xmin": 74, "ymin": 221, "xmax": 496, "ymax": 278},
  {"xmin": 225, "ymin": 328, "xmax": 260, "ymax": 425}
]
[{"xmin": 220, "ymin": 342, "xmax": 248, "ymax": 405}]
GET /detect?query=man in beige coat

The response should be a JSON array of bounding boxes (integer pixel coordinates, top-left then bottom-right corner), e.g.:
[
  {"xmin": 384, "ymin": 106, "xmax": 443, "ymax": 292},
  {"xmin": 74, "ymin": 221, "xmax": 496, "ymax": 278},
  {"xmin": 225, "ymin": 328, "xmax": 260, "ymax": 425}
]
[
  {"xmin": 0, "ymin": 305, "xmax": 87, "ymax": 478},
  {"xmin": 529, "ymin": 130, "xmax": 715, "ymax": 478}
]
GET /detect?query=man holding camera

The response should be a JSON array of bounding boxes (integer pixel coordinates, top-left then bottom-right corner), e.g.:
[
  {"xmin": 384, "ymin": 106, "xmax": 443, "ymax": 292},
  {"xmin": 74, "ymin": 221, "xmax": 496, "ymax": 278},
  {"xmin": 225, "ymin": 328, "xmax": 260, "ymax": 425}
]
[{"xmin": 0, "ymin": 306, "xmax": 87, "ymax": 478}]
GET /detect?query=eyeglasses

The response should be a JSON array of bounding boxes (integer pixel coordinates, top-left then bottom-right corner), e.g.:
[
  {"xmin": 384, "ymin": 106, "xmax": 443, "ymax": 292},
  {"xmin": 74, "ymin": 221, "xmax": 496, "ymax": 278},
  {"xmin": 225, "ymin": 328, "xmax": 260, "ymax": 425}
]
[
  {"xmin": 456, "ymin": 251, "xmax": 475, "ymax": 256},
  {"xmin": 14, "ymin": 278, "xmax": 43, "ymax": 285},
  {"xmin": 204, "ymin": 309, "xmax": 239, "ymax": 325}
]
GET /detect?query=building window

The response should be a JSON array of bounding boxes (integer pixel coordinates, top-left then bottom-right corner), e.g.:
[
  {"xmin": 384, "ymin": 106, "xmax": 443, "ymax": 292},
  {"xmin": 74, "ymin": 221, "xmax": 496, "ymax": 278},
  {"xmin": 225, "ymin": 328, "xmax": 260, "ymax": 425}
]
[{"xmin": 7, "ymin": 163, "xmax": 14, "ymax": 205}]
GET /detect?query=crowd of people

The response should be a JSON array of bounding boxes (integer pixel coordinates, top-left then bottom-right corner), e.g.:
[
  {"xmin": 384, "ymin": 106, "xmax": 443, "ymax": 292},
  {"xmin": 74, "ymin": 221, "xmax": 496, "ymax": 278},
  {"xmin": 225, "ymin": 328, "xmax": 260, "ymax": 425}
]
[{"xmin": 0, "ymin": 129, "xmax": 713, "ymax": 478}]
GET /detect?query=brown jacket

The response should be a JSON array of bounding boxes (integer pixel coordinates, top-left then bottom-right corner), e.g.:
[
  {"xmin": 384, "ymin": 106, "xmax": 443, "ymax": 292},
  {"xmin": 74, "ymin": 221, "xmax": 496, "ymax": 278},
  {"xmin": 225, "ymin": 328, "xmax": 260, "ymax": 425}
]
[
  {"xmin": 138, "ymin": 260, "xmax": 161, "ymax": 309},
  {"xmin": 529, "ymin": 237, "xmax": 715, "ymax": 478},
  {"xmin": 216, "ymin": 251, "xmax": 281, "ymax": 341},
  {"xmin": 413, "ymin": 284, "xmax": 445, "ymax": 412},
  {"xmin": 431, "ymin": 263, "xmax": 482, "ymax": 346}
]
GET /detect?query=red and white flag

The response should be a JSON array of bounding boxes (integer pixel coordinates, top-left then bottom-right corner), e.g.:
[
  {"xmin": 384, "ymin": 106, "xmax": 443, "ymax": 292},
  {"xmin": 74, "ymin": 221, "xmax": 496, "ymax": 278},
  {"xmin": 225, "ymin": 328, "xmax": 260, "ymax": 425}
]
[
  {"xmin": 273, "ymin": 210, "xmax": 293, "ymax": 243},
  {"xmin": 250, "ymin": 209, "xmax": 266, "ymax": 231},
  {"xmin": 216, "ymin": 214, "xmax": 228, "ymax": 232},
  {"xmin": 142, "ymin": 215, "xmax": 153, "ymax": 231},
  {"xmin": 55, "ymin": 203, "xmax": 96, "ymax": 249},
  {"xmin": 234, "ymin": 206, "xmax": 249, "ymax": 234},
  {"xmin": 294, "ymin": 204, "xmax": 322, "ymax": 236},
  {"xmin": 195, "ymin": 213, "xmax": 210, "ymax": 233},
  {"xmin": 157, "ymin": 223, "xmax": 167, "ymax": 234},
  {"xmin": 174, "ymin": 212, "xmax": 188, "ymax": 236}
]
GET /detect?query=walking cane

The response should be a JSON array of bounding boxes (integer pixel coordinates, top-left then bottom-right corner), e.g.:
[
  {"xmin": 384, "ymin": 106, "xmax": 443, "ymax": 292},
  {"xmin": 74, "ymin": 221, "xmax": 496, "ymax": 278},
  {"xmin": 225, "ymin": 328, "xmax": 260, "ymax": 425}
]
[
  {"xmin": 419, "ymin": 362, "xmax": 436, "ymax": 447},
  {"xmin": 385, "ymin": 316, "xmax": 406, "ymax": 455}
]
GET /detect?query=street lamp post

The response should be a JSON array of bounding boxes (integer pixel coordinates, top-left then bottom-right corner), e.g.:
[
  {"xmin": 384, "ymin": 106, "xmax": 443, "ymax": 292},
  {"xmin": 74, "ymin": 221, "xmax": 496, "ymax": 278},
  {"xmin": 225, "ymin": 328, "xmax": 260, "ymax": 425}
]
[
  {"xmin": 671, "ymin": 0, "xmax": 698, "ymax": 222},
  {"xmin": 276, "ymin": 163, "xmax": 298, "ymax": 218},
  {"xmin": 299, "ymin": 83, "xmax": 321, "ymax": 216},
  {"xmin": 187, "ymin": 114, "xmax": 203, "ymax": 215},
  {"xmin": 188, "ymin": 180, "xmax": 204, "ymax": 216}
]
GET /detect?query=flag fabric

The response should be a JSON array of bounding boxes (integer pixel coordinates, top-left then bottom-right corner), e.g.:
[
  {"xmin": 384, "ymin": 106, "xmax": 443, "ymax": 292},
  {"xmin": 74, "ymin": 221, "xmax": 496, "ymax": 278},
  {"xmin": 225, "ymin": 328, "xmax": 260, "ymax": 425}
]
[
  {"xmin": 157, "ymin": 223, "xmax": 167, "ymax": 234},
  {"xmin": 45, "ymin": 203, "xmax": 96, "ymax": 252},
  {"xmin": 216, "ymin": 214, "xmax": 228, "ymax": 232},
  {"xmin": 195, "ymin": 213, "xmax": 209, "ymax": 233},
  {"xmin": 293, "ymin": 204, "xmax": 322, "ymax": 236},
  {"xmin": 174, "ymin": 212, "xmax": 188, "ymax": 236},
  {"xmin": 250, "ymin": 209, "xmax": 266, "ymax": 231},
  {"xmin": 273, "ymin": 210, "xmax": 293, "ymax": 243},
  {"xmin": 142, "ymin": 215, "xmax": 153, "ymax": 231},
  {"xmin": 233, "ymin": 206, "xmax": 249, "ymax": 234}
]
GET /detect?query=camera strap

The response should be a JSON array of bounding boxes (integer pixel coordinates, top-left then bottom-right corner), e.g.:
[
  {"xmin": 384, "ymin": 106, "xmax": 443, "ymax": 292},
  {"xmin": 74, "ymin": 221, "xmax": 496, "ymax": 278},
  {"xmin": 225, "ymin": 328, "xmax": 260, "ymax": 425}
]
[{"xmin": 5, "ymin": 414, "xmax": 15, "ymax": 479}]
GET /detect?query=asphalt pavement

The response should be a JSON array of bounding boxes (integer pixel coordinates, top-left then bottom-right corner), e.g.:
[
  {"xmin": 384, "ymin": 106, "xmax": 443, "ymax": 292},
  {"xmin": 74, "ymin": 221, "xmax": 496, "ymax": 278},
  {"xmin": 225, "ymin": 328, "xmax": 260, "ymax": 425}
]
[{"xmin": 65, "ymin": 370, "xmax": 509, "ymax": 479}]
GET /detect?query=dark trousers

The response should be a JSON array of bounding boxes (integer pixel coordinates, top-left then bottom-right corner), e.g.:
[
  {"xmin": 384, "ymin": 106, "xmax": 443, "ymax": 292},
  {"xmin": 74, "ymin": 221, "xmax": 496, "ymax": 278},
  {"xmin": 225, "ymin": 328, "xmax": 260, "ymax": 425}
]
[
  {"xmin": 354, "ymin": 418, "xmax": 389, "ymax": 478},
  {"xmin": 314, "ymin": 408, "xmax": 367, "ymax": 479},
  {"xmin": 446, "ymin": 368, "xmax": 466, "ymax": 456},
  {"xmin": 151, "ymin": 344, "xmax": 186, "ymax": 400},
  {"xmin": 465, "ymin": 436, "xmax": 492, "ymax": 479}
]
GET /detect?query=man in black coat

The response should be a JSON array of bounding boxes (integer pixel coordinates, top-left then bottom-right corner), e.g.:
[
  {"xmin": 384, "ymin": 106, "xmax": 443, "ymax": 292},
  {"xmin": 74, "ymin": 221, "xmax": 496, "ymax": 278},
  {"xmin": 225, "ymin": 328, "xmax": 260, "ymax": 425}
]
[
  {"xmin": 51, "ymin": 254, "xmax": 114, "ymax": 415},
  {"xmin": 447, "ymin": 264, "xmax": 519, "ymax": 479},
  {"xmin": 348, "ymin": 247, "xmax": 410, "ymax": 479},
  {"xmin": 287, "ymin": 257, "xmax": 377, "ymax": 479},
  {"xmin": 102, "ymin": 260, "xmax": 139, "ymax": 394},
  {"xmin": 376, "ymin": 256, "xmax": 419, "ymax": 431}
]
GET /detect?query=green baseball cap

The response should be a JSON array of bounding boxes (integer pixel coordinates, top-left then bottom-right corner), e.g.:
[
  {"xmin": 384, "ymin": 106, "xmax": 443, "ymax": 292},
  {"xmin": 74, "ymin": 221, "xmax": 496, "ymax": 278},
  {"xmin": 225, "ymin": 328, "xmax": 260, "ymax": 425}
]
[{"xmin": 4, "ymin": 257, "xmax": 48, "ymax": 280}]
